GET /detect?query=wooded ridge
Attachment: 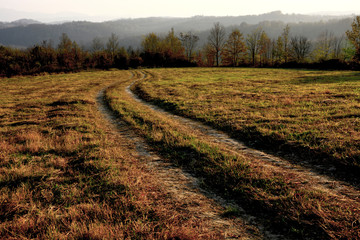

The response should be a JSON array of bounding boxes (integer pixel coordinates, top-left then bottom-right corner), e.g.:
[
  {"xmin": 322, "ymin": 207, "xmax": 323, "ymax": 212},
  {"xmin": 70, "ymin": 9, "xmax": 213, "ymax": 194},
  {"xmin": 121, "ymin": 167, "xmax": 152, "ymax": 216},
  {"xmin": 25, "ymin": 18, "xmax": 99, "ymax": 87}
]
[{"xmin": 0, "ymin": 11, "xmax": 354, "ymax": 49}]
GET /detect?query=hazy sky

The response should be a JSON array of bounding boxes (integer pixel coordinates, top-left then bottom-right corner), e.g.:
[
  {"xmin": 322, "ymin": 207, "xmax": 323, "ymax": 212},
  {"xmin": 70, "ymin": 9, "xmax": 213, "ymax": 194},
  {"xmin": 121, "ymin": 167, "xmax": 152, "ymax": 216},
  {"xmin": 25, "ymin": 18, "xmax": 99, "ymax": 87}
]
[{"xmin": 1, "ymin": 0, "xmax": 360, "ymax": 21}]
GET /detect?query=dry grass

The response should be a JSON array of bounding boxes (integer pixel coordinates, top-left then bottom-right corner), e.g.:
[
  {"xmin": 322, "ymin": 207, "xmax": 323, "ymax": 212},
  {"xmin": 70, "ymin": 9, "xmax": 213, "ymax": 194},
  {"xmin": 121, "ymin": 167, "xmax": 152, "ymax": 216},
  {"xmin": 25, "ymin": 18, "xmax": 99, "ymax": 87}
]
[
  {"xmin": 104, "ymin": 68, "xmax": 360, "ymax": 239},
  {"xmin": 2, "ymin": 68, "xmax": 360, "ymax": 239},
  {"xmin": 0, "ymin": 71, "xmax": 223, "ymax": 239},
  {"xmin": 136, "ymin": 68, "xmax": 360, "ymax": 176}
]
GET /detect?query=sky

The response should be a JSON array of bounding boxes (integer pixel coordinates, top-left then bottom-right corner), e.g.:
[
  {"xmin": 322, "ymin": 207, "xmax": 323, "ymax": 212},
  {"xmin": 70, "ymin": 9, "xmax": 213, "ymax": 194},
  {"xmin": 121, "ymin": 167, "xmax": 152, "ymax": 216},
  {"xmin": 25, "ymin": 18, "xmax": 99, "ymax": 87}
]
[{"xmin": 1, "ymin": 0, "xmax": 360, "ymax": 22}]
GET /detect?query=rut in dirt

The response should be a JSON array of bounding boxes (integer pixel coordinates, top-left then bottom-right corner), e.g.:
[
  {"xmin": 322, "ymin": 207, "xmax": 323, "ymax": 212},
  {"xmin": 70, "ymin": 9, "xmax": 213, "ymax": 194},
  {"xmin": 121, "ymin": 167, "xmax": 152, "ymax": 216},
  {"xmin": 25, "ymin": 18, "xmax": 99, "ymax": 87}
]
[
  {"xmin": 129, "ymin": 70, "xmax": 359, "ymax": 206},
  {"xmin": 96, "ymin": 74, "xmax": 289, "ymax": 239}
]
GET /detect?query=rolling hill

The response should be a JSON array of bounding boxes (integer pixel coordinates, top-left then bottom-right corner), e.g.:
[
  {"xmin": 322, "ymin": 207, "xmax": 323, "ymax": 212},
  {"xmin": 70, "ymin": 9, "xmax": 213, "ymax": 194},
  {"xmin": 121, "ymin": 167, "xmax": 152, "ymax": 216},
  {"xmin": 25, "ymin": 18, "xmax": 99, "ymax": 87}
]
[{"xmin": 0, "ymin": 11, "xmax": 354, "ymax": 49}]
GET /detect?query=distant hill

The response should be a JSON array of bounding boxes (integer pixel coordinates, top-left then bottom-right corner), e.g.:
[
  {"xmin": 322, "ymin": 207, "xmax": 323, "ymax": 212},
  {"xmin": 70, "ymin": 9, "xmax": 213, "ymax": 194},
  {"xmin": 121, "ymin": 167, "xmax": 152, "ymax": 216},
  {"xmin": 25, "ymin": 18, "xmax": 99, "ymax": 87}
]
[
  {"xmin": 0, "ymin": 11, "xmax": 354, "ymax": 49},
  {"xmin": 0, "ymin": 19, "xmax": 41, "ymax": 29}
]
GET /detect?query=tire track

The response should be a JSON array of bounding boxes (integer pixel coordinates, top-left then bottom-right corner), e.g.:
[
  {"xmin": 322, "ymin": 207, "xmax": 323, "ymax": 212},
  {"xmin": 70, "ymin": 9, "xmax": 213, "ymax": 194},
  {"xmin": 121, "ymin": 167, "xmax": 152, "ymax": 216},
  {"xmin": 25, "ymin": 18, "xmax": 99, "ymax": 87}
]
[
  {"xmin": 97, "ymin": 72, "xmax": 284, "ymax": 239},
  {"xmin": 129, "ymin": 70, "xmax": 359, "ymax": 208}
]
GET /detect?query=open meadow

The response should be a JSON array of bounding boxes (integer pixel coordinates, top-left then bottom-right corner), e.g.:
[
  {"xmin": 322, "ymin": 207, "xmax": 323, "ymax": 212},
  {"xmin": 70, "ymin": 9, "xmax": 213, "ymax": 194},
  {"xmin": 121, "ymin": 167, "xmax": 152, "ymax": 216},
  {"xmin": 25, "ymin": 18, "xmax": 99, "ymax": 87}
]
[
  {"xmin": 0, "ymin": 71, "xmax": 228, "ymax": 239},
  {"xmin": 1, "ymin": 68, "xmax": 360, "ymax": 239},
  {"xmin": 135, "ymin": 68, "xmax": 360, "ymax": 175},
  {"xmin": 106, "ymin": 68, "xmax": 360, "ymax": 239}
]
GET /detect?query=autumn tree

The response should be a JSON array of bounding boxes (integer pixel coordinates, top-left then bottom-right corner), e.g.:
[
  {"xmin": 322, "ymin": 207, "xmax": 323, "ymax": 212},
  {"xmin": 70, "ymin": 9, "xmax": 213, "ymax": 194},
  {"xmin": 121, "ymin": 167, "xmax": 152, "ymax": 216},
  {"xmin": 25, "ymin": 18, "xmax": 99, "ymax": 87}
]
[
  {"xmin": 258, "ymin": 31, "xmax": 271, "ymax": 66},
  {"xmin": 128, "ymin": 47, "xmax": 143, "ymax": 68},
  {"xmin": 71, "ymin": 41, "xmax": 84, "ymax": 70},
  {"xmin": 163, "ymin": 29, "xmax": 184, "ymax": 59},
  {"xmin": 0, "ymin": 46, "xmax": 29, "ymax": 77},
  {"xmin": 207, "ymin": 22, "xmax": 226, "ymax": 66},
  {"xmin": 194, "ymin": 50, "xmax": 204, "ymax": 66},
  {"xmin": 114, "ymin": 47, "xmax": 128, "ymax": 69},
  {"xmin": 222, "ymin": 29, "xmax": 246, "ymax": 66},
  {"xmin": 142, "ymin": 33, "xmax": 162, "ymax": 54},
  {"xmin": 273, "ymin": 36, "xmax": 284, "ymax": 64},
  {"xmin": 346, "ymin": 16, "xmax": 360, "ymax": 62},
  {"xmin": 246, "ymin": 27, "xmax": 263, "ymax": 66},
  {"xmin": 140, "ymin": 32, "xmax": 165, "ymax": 67},
  {"xmin": 202, "ymin": 43, "xmax": 216, "ymax": 67},
  {"xmin": 0, "ymin": 46, "xmax": 10, "ymax": 76},
  {"xmin": 29, "ymin": 40, "xmax": 57, "ymax": 73},
  {"xmin": 57, "ymin": 33, "xmax": 77, "ymax": 70},
  {"xmin": 179, "ymin": 31, "xmax": 199, "ymax": 61},
  {"xmin": 343, "ymin": 40, "xmax": 356, "ymax": 62}
]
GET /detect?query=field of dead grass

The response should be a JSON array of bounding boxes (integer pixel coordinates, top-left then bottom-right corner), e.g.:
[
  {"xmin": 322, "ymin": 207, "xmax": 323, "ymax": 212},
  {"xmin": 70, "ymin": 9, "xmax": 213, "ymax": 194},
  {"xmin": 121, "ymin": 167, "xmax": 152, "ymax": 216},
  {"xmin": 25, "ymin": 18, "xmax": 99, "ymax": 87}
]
[
  {"xmin": 2, "ymin": 68, "xmax": 360, "ymax": 239},
  {"xmin": 104, "ymin": 68, "xmax": 360, "ymax": 239},
  {"xmin": 0, "ymin": 71, "xmax": 222, "ymax": 239},
  {"xmin": 135, "ymin": 68, "xmax": 360, "ymax": 178}
]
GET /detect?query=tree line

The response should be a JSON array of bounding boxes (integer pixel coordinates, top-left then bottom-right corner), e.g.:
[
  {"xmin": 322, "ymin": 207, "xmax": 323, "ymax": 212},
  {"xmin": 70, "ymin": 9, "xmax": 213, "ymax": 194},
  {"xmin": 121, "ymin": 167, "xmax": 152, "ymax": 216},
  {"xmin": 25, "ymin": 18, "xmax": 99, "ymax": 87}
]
[
  {"xmin": 1, "ymin": 17, "xmax": 360, "ymax": 77},
  {"xmin": 204, "ymin": 18, "xmax": 360, "ymax": 68}
]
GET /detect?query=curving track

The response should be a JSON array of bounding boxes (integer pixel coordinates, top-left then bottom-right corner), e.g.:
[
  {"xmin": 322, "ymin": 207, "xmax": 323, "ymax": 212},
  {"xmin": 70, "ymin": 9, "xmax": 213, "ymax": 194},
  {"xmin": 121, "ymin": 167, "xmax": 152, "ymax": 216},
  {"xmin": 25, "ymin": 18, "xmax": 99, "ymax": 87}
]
[
  {"xmin": 97, "ymin": 70, "xmax": 360, "ymax": 239},
  {"xmin": 129, "ymin": 71, "xmax": 359, "ymax": 204}
]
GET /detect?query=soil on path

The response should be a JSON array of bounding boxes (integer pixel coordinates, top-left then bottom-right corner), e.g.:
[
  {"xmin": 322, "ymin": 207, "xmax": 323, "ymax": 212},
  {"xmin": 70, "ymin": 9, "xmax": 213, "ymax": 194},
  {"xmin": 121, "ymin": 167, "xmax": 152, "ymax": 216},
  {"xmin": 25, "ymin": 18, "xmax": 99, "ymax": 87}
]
[
  {"xmin": 96, "ymin": 74, "xmax": 289, "ymax": 239},
  {"xmin": 130, "ymin": 71, "xmax": 359, "ymax": 206},
  {"xmin": 98, "ymin": 70, "xmax": 360, "ymax": 239}
]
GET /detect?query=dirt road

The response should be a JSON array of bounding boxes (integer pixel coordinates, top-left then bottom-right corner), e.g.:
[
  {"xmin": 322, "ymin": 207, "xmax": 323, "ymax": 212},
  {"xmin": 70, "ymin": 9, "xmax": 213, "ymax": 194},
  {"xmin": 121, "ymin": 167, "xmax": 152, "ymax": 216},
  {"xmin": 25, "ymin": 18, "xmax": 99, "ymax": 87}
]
[{"xmin": 97, "ymin": 70, "xmax": 360, "ymax": 239}]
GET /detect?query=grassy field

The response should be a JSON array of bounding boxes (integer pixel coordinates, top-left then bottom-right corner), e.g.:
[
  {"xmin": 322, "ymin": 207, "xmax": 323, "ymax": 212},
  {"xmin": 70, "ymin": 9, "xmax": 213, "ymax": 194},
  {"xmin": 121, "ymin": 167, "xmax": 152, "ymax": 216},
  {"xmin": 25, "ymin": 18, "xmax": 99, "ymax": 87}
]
[
  {"xmin": 0, "ymin": 71, "xmax": 222, "ymax": 239},
  {"xmin": 104, "ymin": 68, "xmax": 360, "ymax": 239},
  {"xmin": 1, "ymin": 69, "xmax": 360, "ymax": 239},
  {"xmin": 135, "ymin": 68, "xmax": 360, "ymax": 174}
]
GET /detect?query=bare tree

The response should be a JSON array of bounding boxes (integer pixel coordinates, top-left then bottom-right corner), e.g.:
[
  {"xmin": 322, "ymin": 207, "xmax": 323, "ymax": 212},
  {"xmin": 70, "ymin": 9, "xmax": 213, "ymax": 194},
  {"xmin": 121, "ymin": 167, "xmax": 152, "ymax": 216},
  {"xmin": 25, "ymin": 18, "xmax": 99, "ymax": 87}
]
[
  {"xmin": 179, "ymin": 31, "xmax": 199, "ymax": 61},
  {"xmin": 106, "ymin": 33, "xmax": 120, "ymax": 60},
  {"xmin": 281, "ymin": 24, "xmax": 291, "ymax": 63},
  {"xmin": 290, "ymin": 36, "xmax": 312, "ymax": 62},
  {"xmin": 91, "ymin": 37, "xmax": 104, "ymax": 53},
  {"xmin": 312, "ymin": 30, "xmax": 343, "ymax": 61},
  {"xmin": 207, "ymin": 22, "xmax": 226, "ymax": 66},
  {"xmin": 246, "ymin": 27, "xmax": 263, "ymax": 66},
  {"xmin": 331, "ymin": 35, "xmax": 344, "ymax": 59}
]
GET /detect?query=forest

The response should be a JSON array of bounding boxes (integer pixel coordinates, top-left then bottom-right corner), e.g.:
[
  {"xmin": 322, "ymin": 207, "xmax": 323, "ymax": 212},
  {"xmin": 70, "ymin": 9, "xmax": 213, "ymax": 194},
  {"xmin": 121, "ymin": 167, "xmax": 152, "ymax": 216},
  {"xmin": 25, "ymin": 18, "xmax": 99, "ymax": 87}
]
[{"xmin": 1, "ymin": 16, "xmax": 360, "ymax": 77}]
